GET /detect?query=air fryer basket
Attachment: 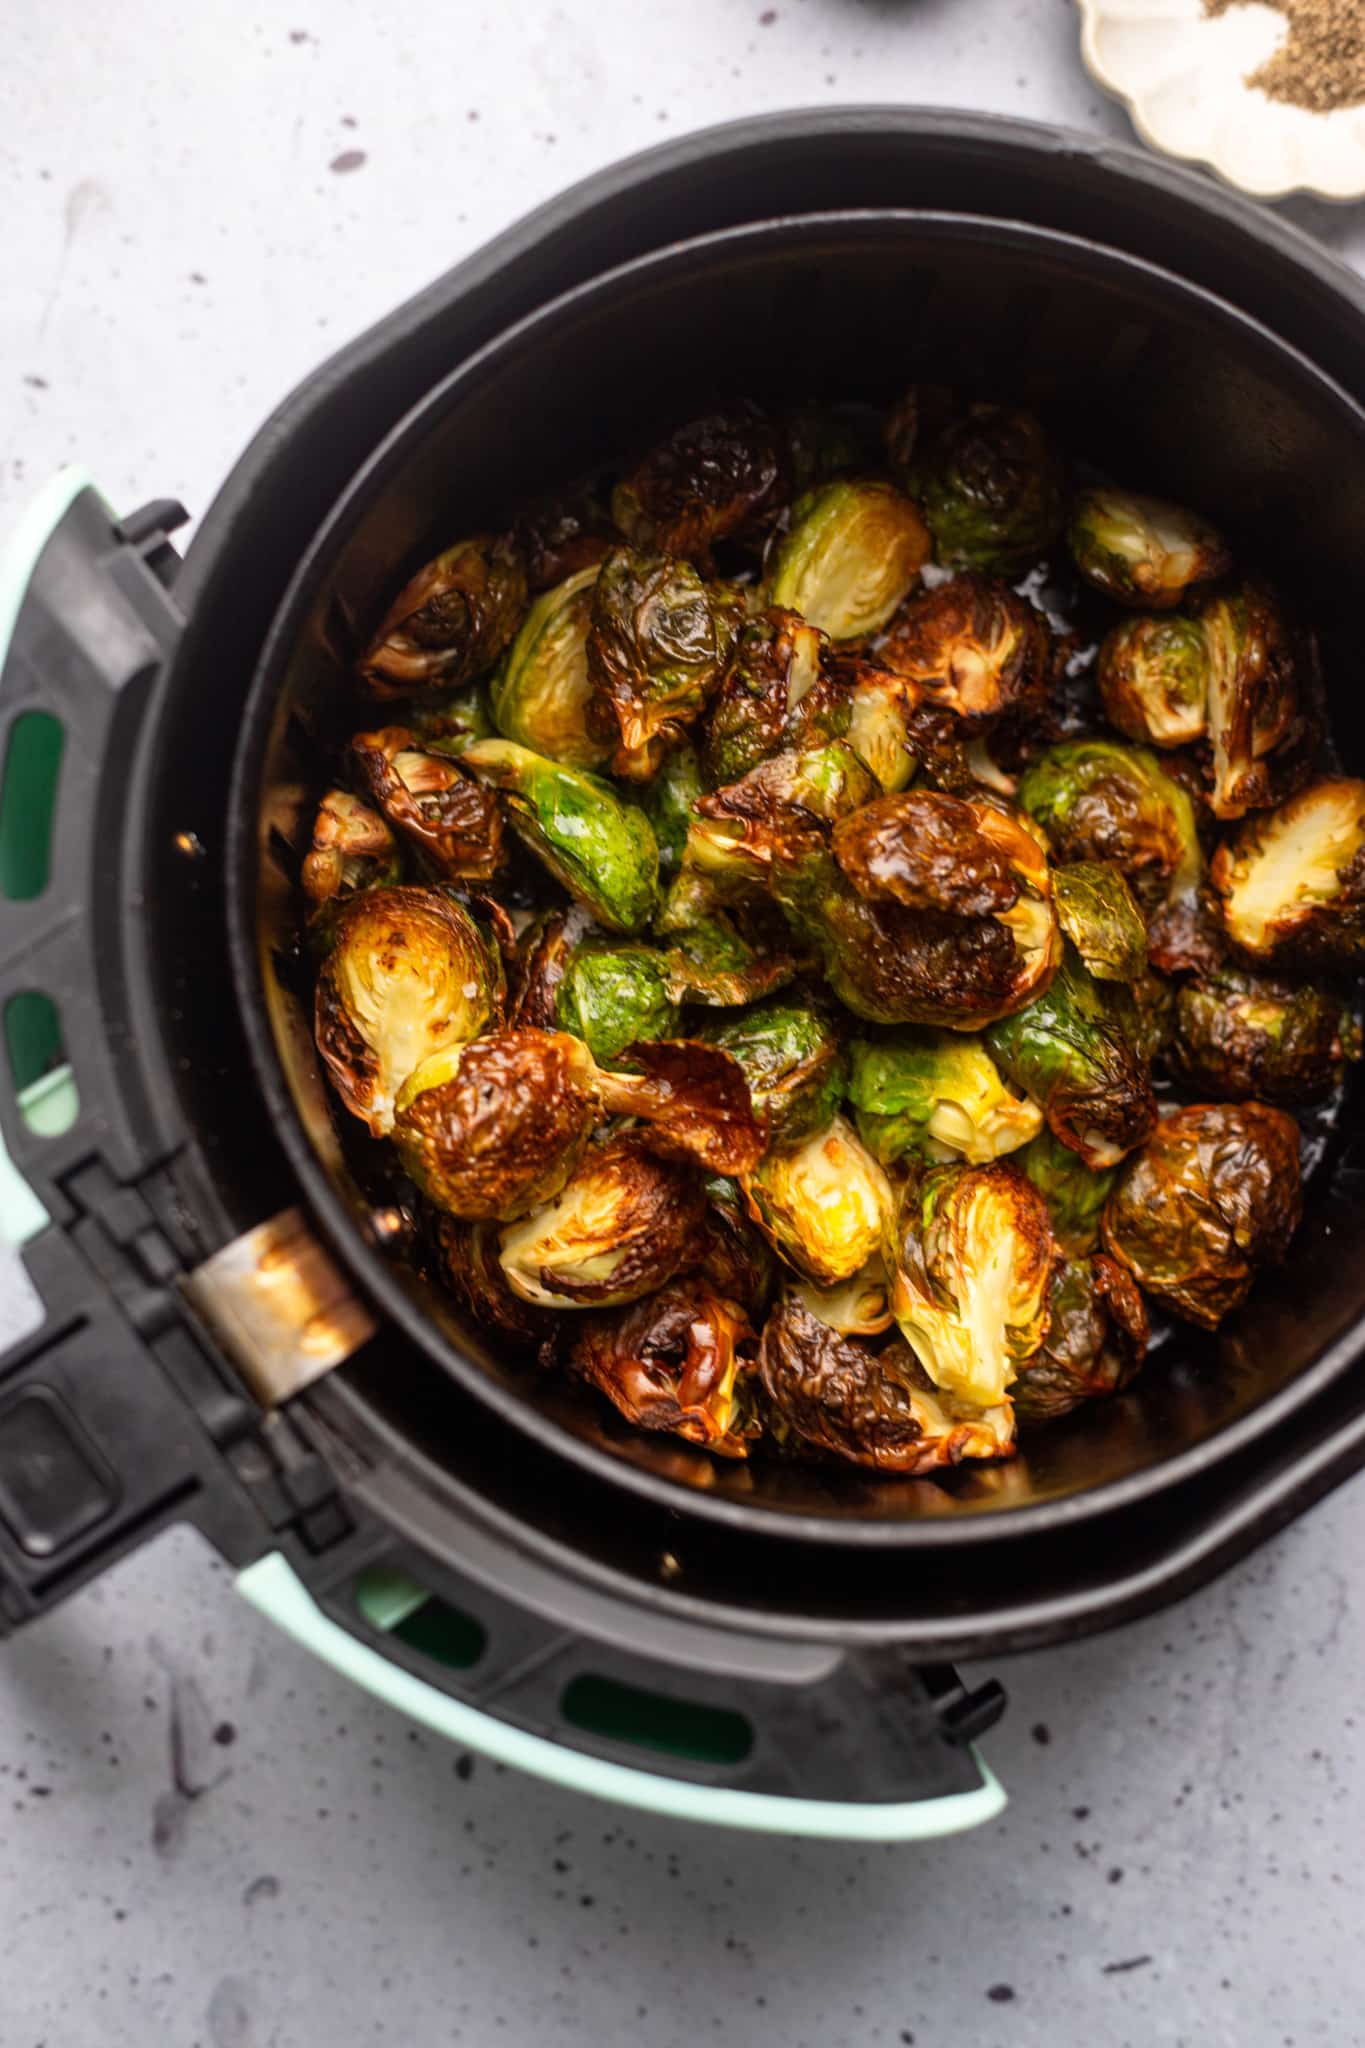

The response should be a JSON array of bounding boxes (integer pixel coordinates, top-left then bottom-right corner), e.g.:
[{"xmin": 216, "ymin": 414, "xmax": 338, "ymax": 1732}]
[{"xmin": 232, "ymin": 210, "xmax": 1365, "ymax": 1538}]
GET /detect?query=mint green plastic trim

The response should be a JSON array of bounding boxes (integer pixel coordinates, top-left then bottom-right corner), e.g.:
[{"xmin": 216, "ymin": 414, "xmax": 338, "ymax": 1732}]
[{"xmin": 238, "ymin": 1551, "xmax": 1006, "ymax": 1840}]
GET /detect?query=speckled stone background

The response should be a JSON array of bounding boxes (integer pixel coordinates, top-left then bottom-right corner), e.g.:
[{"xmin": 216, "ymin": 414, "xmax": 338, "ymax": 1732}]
[{"xmin": 3, "ymin": 4, "xmax": 1365, "ymax": 2044}]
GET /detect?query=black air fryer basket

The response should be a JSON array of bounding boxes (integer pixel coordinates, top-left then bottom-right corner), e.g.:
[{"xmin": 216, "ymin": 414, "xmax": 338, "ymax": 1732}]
[{"xmin": 2, "ymin": 111, "xmax": 1364, "ymax": 1838}]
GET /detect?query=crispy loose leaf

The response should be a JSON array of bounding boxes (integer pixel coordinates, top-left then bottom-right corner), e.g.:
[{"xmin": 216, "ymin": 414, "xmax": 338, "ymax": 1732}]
[{"xmin": 570, "ymin": 1280, "xmax": 761, "ymax": 1455}]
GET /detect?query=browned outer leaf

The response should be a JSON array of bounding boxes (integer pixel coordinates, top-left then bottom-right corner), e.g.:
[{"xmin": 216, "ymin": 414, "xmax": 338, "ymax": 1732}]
[
  {"xmin": 350, "ymin": 726, "xmax": 503, "ymax": 882},
  {"xmin": 877, "ymin": 573, "xmax": 1051, "ymax": 725},
  {"xmin": 570, "ymin": 1280, "xmax": 759, "ymax": 1454},
  {"xmin": 599, "ymin": 1039, "xmax": 768, "ymax": 1176}
]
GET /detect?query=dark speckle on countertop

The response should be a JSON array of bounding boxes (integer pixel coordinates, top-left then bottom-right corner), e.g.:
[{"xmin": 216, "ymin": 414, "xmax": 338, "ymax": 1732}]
[{"xmin": 329, "ymin": 149, "xmax": 367, "ymax": 174}]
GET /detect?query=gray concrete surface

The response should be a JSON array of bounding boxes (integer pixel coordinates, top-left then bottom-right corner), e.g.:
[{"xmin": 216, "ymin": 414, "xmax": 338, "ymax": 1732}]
[{"xmin": 3, "ymin": 2, "xmax": 1365, "ymax": 2043}]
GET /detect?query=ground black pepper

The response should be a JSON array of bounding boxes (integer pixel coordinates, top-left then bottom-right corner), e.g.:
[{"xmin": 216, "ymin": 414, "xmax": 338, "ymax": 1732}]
[{"xmin": 1203, "ymin": 0, "xmax": 1365, "ymax": 112}]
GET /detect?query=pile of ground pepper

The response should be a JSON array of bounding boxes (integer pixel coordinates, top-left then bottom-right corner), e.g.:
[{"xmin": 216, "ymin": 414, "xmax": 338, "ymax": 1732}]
[{"xmin": 1202, "ymin": 0, "xmax": 1365, "ymax": 111}]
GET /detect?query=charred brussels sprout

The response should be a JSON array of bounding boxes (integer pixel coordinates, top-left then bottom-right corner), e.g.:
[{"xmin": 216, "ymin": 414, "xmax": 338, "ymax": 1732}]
[
  {"xmin": 611, "ymin": 406, "xmax": 786, "ymax": 568},
  {"xmin": 586, "ymin": 546, "xmax": 746, "ymax": 778},
  {"xmin": 848, "ymin": 1032, "xmax": 1042, "ymax": 1166},
  {"xmin": 1102, "ymin": 1101, "xmax": 1302, "ymax": 1329},
  {"xmin": 701, "ymin": 608, "xmax": 826, "ymax": 788},
  {"xmin": 1098, "ymin": 613, "xmax": 1211, "ymax": 749},
  {"xmin": 488, "ymin": 565, "xmax": 609, "ymax": 770},
  {"xmin": 359, "ymin": 533, "xmax": 528, "ymax": 697},
  {"xmin": 1169, "ymin": 967, "xmax": 1358, "ymax": 1104},
  {"xmin": 1211, "ymin": 778, "xmax": 1365, "ymax": 965},
  {"xmin": 888, "ymin": 1160, "xmax": 1055, "ymax": 1408},
  {"xmin": 1052, "ymin": 862, "xmax": 1148, "ymax": 982},
  {"xmin": 759, "ymin": 1296, "xmax": 1015, "ymax": 1473},
  {"xmin": 1068, "ymin": 487, "xmax": 1230, "ymax": 609},
  {"xmin": 1118, "ymin": 966, "xmax": 1177, "ymax": 1063},
  {"xmin": 743, "ymin": 1116, "xmax": 892, "ymax": 1286},
  {"xmin": 766, "ymin": 481, "xmax": 930, "ymax": 641},
  {"xmin": 507, "ymin": 905, "xmax": 592, "ymax": 1030},
  {"xmin": 877, "ymin": 574, "xmax": 1051, "ymax": 727},
  {"xmin": 434, "ymin": 1216, "xmax": 559, "ymax": 1355},
  {"xmin": 499, "ymin": 1131, "xmax": 706, "ymax": 1309},
  {"xmin": 906, "ymin": 403, "xmax": 1065, "ymax": 574},
  {"xmin": 514, "ymin": 488, "xmax": 616, "ymax": 592},
  {"xmin": 314, "ymin": 886, "xmax": 498, "ymax": 1135},
  {"xmin": 1201, "ymin": 583, "xmax": 1316, "ymax": 822},
  {"xmin": 641, "ymin": 739, "xmax": 703, "ymax": 874},
  {"xmin": 461, "ymin": 737, "xmax": 660, "ymax": 934},
  {"xmin": 1013, "ymin": 1255, "xmax": 1148, "ymax": 1422},
  {"xmin": 699, "ymin": 1178, "xmax": 778, "ymax": 1322},
  {"xmin": 349, "ymin": 726, "xmax": 504, "ymax": 883},
  {"xmin": 701, "ymin": 1001, "xmax": 845, "ymax": 1150},
  {"xmin": 569, "ymin": 1282, "xmax": 761, "ymax": 1456},
  {"xmin": 555, "ymin": 944, "xmax": 681, "ymax": 1065},
  {"xmin": 1018, "ymin": 1124, "xmax": 1117, "ymax": 1256},
  {"xmin": 984, "ymin": 949, "xmax": 1158, "ymax": 1169},
  {"xmin": 1017, "ymin": 739, "xmax": 1202, "ymax": 907},
  {"xmin": 300, "ymin": 790, "xmax": 401, "ymax": 929}
]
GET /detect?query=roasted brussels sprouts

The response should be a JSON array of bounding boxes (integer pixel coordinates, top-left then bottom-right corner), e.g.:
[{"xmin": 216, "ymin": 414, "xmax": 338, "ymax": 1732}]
[
  {"xmin": 611, "ymin": 406, "xmax": 786, "ymax": 568},
  {"xmin": 697, "ymin": 739, "xmax": 882, "ymax": 870},
  {"xmin": 514, "ymin": 489, "xmax": 616, "ymax": 592},
  {"xmin": 1018, "ymin": 739, "xmax": 1202, "ymax": 908},
  {"xmin": 848, "ymin": 1032, "xmax": 1041, "ymax": 1166},
  {"xmin": 791, "ymin": 1258, "xmax": 893, "ymax": 1337},
  {"xmin": 499, "ymin": 1130, "xmax": 706, "ymax": 1308},
  {"xmin": 1068, "ymin": 487, "xmax": 1230, "ymax": 609},
  {"xmin": 300, "ymin": 790, "xmax": 401, "ymax": 926},
  {"xmin": 905, "ymin": 403, "xmax": 1065, "ymax": 574},
  {"xmin": 1169, "ymin": 967, "xmax": 1358, "ymax": 1104},
  {"xmin": 434, "ymin": 1215, "xmax": 559, "ymax": 1355},
  {"xmin": 314, "ymin": 886, "xmax": 498, "ymax": 1135},
  {"xmin": 888, "ymin": 1160, "xmax": 1055, "ymax": 1408},
  {"xmin": 569, "ymin": 1281, "xmax": 761, "ymax": 1455},
  {"xmin": 507, "ymin": 905, "xmax": 592, "ymax": 1030},
  {"xmin": 359, "ymin": 533, "xmax": 528, "ymax": 697},
  {"xmin": 1117, "ymin": 965, "xmax": 1178, "ymax": 1062},
  {"xmin": 1201, "ymin": 583, "xmax": 1317, "ymax": 822},
  {"xmin": 1051, "ymin": 862, "xmax": 1148, "ymax": 982},
  {"xmin": 985, "ymin": 949, "xmax": 1158, "ymax": 1169},
  {"xmin": 663, "ymin": 913, "xmax": 796, "ymax": 1008},
  {"xmin": 407, "ymin": 679, "xmax": 497, "ymax": 754},
  {"xmin": 640, "ymin": 739, "xmax": 703, "ymax": 873},
  {"xmin": 701, "ymin": 607, "xmax": 826, "ymax": 788},
  {"xmin": 766, "ymin": 481, "xmax": 930, "ymax": 641},
  {"xmin": 698, "ymin": 1177, "xmax": 778, "ymax": 1322},
  {"xmin": 783, "ymin": 402, "xmax": 883, "ymax": 493},
  {"xmin": 743, "ymin": 1115, "xmax": 892, "ymax": 1286},
  {"xmin": 488, "ymin": 565, "xmax": 609, "ymax": 770},
  {"xmin": 1013, "ymin": 1254, "xmax": 1148, "ymax": 1422},
  {"xmin": 702, "ymin": 1001, "xmax": 846, "ymax": 1150},
  {"xmin": 1102, "ymin": 1101, "xmax": 1302, "ymax": 1328},
  {"xmin": 597, "ymin": 1038, "xmax": 767, "ymax": 1175},
  {"xmin": 759, "ymin": 1296, "xmax": 1015, "ymax": 1473},
  {"xmin": 877, "ymin": 573, "xmax": 1051, "ymax": 727},
  {"xmin": 1098, "ymin": 613, "xmax": 1211, "ymax": 749},
  {"xmin": 586, "ymin": 546, "xmax": 746, "ymax": 778},
  {"xmin": 1018, "ymin": 1124, "xmax": 1117, "ymax": 1256},
  {"xmin": 461, "ymin": 737, "xmax": 660, "ymax": 934},
  {"xmin": 1211, "ymin": 778, "xmax": 1365, "ymax": 965},
  {"xmin": 349, "ymin": 726, "xmax": 504, "ymax": 883},
  {"xmin": 555, "ymin": 943, "xmax": 681, "ymax": 1065}
]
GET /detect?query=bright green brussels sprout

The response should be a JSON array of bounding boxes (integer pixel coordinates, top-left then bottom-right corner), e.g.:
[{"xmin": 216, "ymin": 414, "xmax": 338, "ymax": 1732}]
[
  {"xmin": 314, "ymin": 885, "xmax": 499, "ymax": 1135},
  {"xmin": 1200, "ymin": 582, "xmax": 1316, "ymax": 822},
  {"xmin": 1051, "ymin": 862, "xmax": 1148, "ymax": 982},
  {"xmin": 766, "ymin": 481, "xmax": 930, "ymax": 641},
  {"xmin": 434, "ymin": 1215, "xmax": 560, "ymax": 1355},
  {"xmin": 586, "ymin": 546, "xmax": 747, "ymax": 779},
  {"xmin": 569, "ymin": 1280, "xmax": 762, "ymax": 1457},
  {"xmin": 702, "ymin": 1001, "xmax": 846, "ymax": 1149},
  {"xmin": 301, "ymin": 789, "xmax": 401, "ymax": 932},
  {"xmin": 641, "ymin": 739, "xmax": 703, "ymax": 873},
  {"xmin": 1017, "ymin": 739, "xmax": 1202, "ymax": 908},
  {"xmin": 906, "ymin": 404, "xmax": 1065, "ymax": 574},
  {"xmin": 555, "ymin": 943, "xmax": 682, "ymax": 1065},
  {"xmin": 1098, "ymin": 613, "xmax": 1210, "ymax": 748},
  {"xmin": 1211, "ymin": 778, "xmax": 1365, "ymax": 965},
  {"xmin": 1102, "ymin": 1101, "xmax": 1301, "ymax": 1329},
  {"xmin": 848, "ymin": 1032, "xmax": 1042, "ymax": 1167},
  {"xmin": 500, "ymin": 1130, "xmax": 707, "ymax": 1309},
  {"xmin": 888, "ymin": 1159, "xmax": 1055, "ymax": 1408},
  {"xmin": 359, "ymin": 533, "xmax": 528, "ymax": 697},
  {"xmin": 1169, "ymin": 966, "xmax": 1358, "ymax": 1104},
  {"xmin": 1018, "ymin": 1124, "xmax": 1117, "ymax": 1256},
  {"xmin": 743, "ymin": 1115, "xmax": 893, "ymax": 1286},
  {"xmin": 610, "ymin": 406, "xmax": 786, "ymax": 569},
  {"xmin": 759, "ymin": 1295, "xmax": 1016, "ymax": 1473},
  {"xmin": 349, "ymin": 726, "xmax": 504, "ymax": 883},
  {"xmin": 701, "ymin": 608, "xmax": 826, "ymax": 788},
  {"xmin": 877, "ymin": 573, "xmax": 1051, "ymax": 726},
  {"xmin": 1013, "ymin": 1254, "xmax": 1148, "ymax": 1423},
  {"xmin": 984, "ymin": 948, "xmax": 1158, "ymax": 1169},
  {"xmin": 488, "ymin": 564, "xmax": 610, "ymax": 770},
  {"xmin": 663, "ymin": 914, "xmax": 796, "ymax": 1008},
  {"xmin": 1067, "ymin": 487, "xmax": 1230, "ymax": 609},
  {"xmin": 461, "ymin": 737, "xmax": 660, "ymax": 934}
]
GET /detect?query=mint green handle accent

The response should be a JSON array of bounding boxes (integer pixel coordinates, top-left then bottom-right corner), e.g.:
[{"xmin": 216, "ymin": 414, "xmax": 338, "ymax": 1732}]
[{"xmin": 238, "ymin": 1552, "xmax": 1006, "ymax": 1840}]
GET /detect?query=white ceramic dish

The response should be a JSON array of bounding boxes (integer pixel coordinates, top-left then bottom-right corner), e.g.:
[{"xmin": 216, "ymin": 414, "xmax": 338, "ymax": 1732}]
[{"xmin": 1076, "ymin": 0, "xmax": 1365, "ymax": 201}]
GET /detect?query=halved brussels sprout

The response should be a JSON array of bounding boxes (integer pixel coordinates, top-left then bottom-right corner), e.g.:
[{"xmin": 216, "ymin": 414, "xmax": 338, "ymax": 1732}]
[
  {"xmin": 359, "ymin": 533, "xmax": 528, "ymax": 696},
  {"xmin": 488, "ymin": 565, "xmax": 609, "ymax": 770},
  {"xmin": 350, "ymin": 726, "xmax": 504, "ymax": 882},
  {"xmin": 499, "ymin": 1130, "xmax": 706, "ymax": 1308},
  {"xmin": 461, "ymin": 737, "xmax": 661, "ymax": 934},
  {"xmin": 701, "ymin": 608, "xmax": 827, "ymax": 788},
  {"xmin": 314, "ymin": 886, "xmax": 498, "ymax": 1135},
  {"xmin": 569, "ymin": 1281, "xmax": 761, "ymax": 1456},
  {"xmin": 984, "ymin": 948, "xmax": 1158, "ymax": 1169},
  {"xmin": 743, "ymin": 1115, "xmax": 892, "ymax": 1286},
  {"xmin": 848, "ymin": 1032, "xmax": 1042, "ymax": 1166},
  {"xmin": 702, "ymin": 1001, "xmax": 846, "ymax": 1150},
  {"xmin": 877, "ymin": 573, "xmax": 1051, "ymax": 726},
  {"xmin": 1201, "ymin": 583, "xmax": 1316, "ymax": 822},
  {"xmin": 791, "ymin": 1257, "xmax": 893, "ymax": 1337},
  {"xmin": 698, "ymin": 740, "xmax": 883, "ymax": 869},
  {"xmin": 1102, "ymin": 1101, "xmax": 1301, "ymax": 1329},
  {"xmin": 766, "ymin": 481, "xmax": 930, "ymax": 641},
  {"xmin": 555, "ymin": 943, "xmax": 681, "ymax": 1065},
  {"xmin": 641, "ymin": 739, "xmax": 703, "ymax": 874},
  {"xmin": 300, "ymin": 790, "xmax": 401, "ymax": 928},
  {"xmin": 1169, "ymin": 967, "xmax": 1358, "ymax": 1104},
  {"xmin": 1018, "ymin": 1124, "xmax": 1117, "ymax": 1256},
  {"xmin": 759, "ymin": 1295, "xmax": 1016, "ymax": 1473},
  {"xmin": 1052, "ymin": 862, "xmax": 1149, "ymax": 982},
  {"xmin": 1013, "ymin": 1254, "xmax": 1148, "ymax": 1422},
  {"xmin": 434, "ymin": 1216, "xmax": 560, "ymax": 1355},
  {"xmin": 1098, "ymin": 613, "xmax": 1210, "ymax": 749},
  {"xmin": 1211, "ymin": 778, "xmax": 1365, "ymax": 964},
  {"xmin": 1017, "ymin": 739, "xmax": 1202, "ymax": 908},
  {"xmin": 611, "ymin": 406, "xmax": 786, "ymax": 568},
  {"xmin": 906, "ymin": 403, "xmax": 1065, "ymax": 574},
  {"xmin": 586, "ymin": 546, "xmax": 747, "ymax": 778},
  {"xmin": 1068, "ymin": 487, "xmax": 1230, "ymax": 609}
]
